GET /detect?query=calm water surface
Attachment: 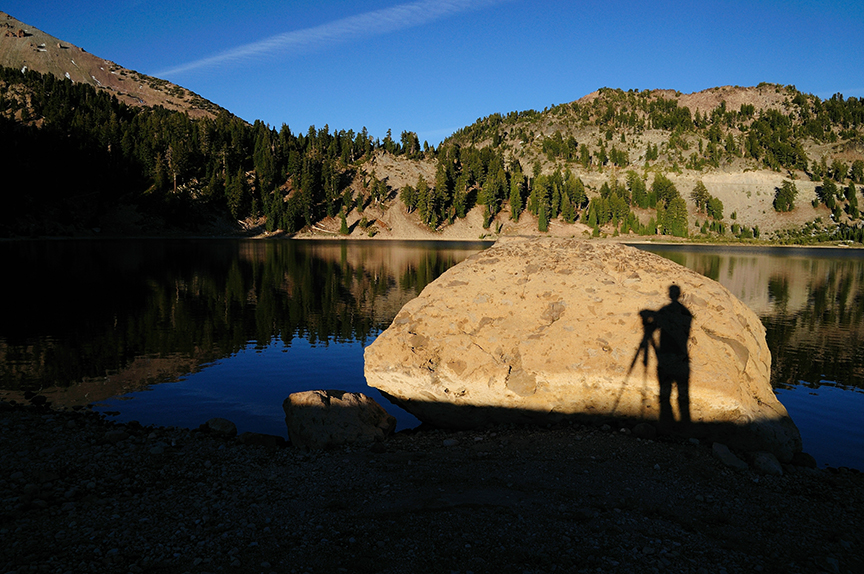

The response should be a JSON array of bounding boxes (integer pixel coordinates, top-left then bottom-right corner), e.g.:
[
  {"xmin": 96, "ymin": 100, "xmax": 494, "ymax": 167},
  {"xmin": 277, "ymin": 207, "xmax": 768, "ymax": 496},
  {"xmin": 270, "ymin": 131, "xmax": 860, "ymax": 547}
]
[
  {"xmin": 636, "ymin": 244, "xmax": 864, "ymax": 471},
  {"xmin": 1, "ymin": 240, "xmax": 861, "ymax": 470}
]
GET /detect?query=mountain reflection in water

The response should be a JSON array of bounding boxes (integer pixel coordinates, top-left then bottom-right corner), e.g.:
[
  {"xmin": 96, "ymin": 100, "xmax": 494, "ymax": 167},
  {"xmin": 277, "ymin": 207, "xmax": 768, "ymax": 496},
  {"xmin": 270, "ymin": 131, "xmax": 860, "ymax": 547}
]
[{"xmin": 1, "ymin": 240, "xmax": 862, "ymax": 470}]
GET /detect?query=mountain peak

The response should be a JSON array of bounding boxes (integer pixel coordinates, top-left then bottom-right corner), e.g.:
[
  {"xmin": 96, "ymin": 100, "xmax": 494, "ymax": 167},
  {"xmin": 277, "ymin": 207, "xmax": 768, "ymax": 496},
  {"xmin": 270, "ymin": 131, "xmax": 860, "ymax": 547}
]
[{"xmin": 0, "ymin": 11, "xmax": 226, "ymax": 118}]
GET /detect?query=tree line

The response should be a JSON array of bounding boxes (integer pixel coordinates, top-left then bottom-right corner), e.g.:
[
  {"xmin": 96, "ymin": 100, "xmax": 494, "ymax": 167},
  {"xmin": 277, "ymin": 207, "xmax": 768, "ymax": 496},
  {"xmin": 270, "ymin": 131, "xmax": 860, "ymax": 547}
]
[
  {"xmin": 4, "ymin": 66, "xmax": 861, "ymax": 243},
  {"xmin": 447, "ymin": 85, "xmax": 864, "ymax": 177},
  {"xmin": 0, "ymin": 66, "xmax": 430, "ymax": 235},
  {"xmin": 0, "ymin": 62, "xmax": 712, "ymax": 242}
]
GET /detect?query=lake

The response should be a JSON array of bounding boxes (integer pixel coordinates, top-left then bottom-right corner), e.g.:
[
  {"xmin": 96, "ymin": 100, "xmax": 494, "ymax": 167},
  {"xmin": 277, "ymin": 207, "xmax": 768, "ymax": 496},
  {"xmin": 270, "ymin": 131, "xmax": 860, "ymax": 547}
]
[{"xmin": 1, "ymin": 239, "xmax": 861, "ymax": 470}]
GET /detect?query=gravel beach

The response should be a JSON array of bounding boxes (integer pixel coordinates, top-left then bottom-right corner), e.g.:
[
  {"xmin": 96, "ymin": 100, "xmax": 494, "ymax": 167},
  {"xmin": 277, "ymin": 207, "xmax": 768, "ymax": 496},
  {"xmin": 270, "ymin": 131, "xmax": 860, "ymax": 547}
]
[{"xmin": 2, "ymin": 401, "xmax": 862, "ymax": 574}]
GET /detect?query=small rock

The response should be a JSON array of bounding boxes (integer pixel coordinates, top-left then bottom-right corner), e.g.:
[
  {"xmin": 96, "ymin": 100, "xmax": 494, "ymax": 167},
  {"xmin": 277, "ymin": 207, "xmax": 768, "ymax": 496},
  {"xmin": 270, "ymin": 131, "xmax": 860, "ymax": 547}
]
[
  {"xmin": 103, "ymin": 430, "xmax": 129, "ymax": 444},
  {"xmin": 203, "ymin": 418, "xmax": 237, "ymax": 438},
  {"xmin": 632, "ymin": 423, "xmax": 657, "ymax": 440},
  {"xmin": 712, "ymin": 443, "xmax": 749, "ymax": 471},
  {"xmin": 820, "ymin": 556, "xmax": 840, "ymax": 574},
  {"xmin": 791, "ymin": 451, "xmax": 818, "ymax": 468},
  {"xmin": 237, "ymin": 432, "xmax": 285, "ymax": 448},
  {"xmin": 750, "ymin": 451, "xmax": 783, "ymax": 476},
  {"xmin": 283, "ymin": 390, "xmax": 395, "ymax": 449},
  {"xmin": 442, "ymin": 438, "xmax": 459, "ymax": 447}
]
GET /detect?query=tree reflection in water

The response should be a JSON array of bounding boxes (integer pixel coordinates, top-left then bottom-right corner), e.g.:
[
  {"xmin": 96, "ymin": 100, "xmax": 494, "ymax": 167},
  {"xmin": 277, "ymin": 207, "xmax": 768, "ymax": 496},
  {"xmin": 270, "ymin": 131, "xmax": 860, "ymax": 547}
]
[
  {"xmin": 0, "ymin": 240, "xmax": 488, "ymax": 399},
  {"xmin": 636, "ymin": 244, "xmax": 864, "ymax": 470},
  {"xmin": 2, "ymin": 241, "xmax": 863, "ymax": 469}
]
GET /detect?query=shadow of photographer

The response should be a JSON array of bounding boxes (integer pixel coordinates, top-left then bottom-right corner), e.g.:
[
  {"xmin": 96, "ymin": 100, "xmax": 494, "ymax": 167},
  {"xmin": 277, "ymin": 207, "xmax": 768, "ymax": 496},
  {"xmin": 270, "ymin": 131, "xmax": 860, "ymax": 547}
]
[{"xmin": 631, "ymin": 284, "xmax": 692, "ymax": 430}]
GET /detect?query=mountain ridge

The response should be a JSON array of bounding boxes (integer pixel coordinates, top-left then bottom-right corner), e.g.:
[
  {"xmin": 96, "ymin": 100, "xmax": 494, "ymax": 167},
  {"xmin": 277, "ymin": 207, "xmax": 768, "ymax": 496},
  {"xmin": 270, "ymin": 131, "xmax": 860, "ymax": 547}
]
[
  {"xmin": 0, "ymin": 11, "xmax": 226, "ymax": 118},
  {"xmin": 1, "ymin": 10, "xmax": 863, "ymax": 244}
]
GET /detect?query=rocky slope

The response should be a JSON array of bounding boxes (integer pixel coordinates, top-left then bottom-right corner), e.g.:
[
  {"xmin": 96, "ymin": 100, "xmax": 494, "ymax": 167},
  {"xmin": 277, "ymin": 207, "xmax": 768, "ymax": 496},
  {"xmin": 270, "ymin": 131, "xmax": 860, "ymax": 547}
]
[
  {"xmin": 0, "ymin": 11, "xmax": 225, "ymax": 118},
  {"xmin": 292, "ymin": 154, "xmax": 825, "ymax": 242}
]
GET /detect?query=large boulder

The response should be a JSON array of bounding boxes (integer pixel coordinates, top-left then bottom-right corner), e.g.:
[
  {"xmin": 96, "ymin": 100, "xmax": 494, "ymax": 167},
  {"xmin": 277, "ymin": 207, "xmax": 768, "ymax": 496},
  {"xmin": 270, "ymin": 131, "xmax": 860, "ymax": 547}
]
[
  {"xmin": 364, "ymin": 237, "xmax": 801, "ymax": 462},
  {"xmin": 283, "ymin": 390, "xmax": 396, "ymax": 449}
]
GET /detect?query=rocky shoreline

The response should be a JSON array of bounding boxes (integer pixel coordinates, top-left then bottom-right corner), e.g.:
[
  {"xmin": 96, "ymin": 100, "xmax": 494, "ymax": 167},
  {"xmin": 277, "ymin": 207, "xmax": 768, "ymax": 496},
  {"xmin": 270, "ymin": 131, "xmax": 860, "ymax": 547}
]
[{"xmin": 2, "ymin": 401, "xmax": 862, "ymax": 574}]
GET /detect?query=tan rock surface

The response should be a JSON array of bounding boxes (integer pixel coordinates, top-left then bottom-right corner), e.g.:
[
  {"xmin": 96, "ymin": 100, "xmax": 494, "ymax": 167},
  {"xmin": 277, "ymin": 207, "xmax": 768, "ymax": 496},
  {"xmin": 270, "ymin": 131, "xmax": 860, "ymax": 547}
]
[
  {"xmin": 365, "ymin": 237, "xmax": 801, "ymax": 461},
  {"xmin": 283, "ymin": 389, "xmax": 396, "ymax": 449}
]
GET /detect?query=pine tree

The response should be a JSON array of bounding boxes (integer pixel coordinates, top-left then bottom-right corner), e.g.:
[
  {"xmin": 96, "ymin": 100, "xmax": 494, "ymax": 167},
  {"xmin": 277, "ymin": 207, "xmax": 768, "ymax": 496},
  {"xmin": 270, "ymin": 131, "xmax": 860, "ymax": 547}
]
[
  {"xmin": 774, "ymin": 180, "xmax": 798, "ymax": 212},
  {"xmin": 400, "ymin": 185, "xmax": 417, "ymax": 212},
  {"xmin": 627, "ymin": 171, "xmax": 649, "ymax": 208},
  {"xmin": 339, "ymin": 209, "xmax": 349, "ymax": 235},
  {"xmin": 416, "ymin": 176, "xmax": 429, "ymax": 223},
  {"xmin": 226, "ymin": 168, "xmax": 248, "ymax": 220},
  {"xmin": 666, "ymin": 196, "xmax": 689, "ymax": 237},
  {"xmin": 587, "ymin": 201, "xmax": 598, "ymax": 228},
  {"xmin": 706, "ymin": 196, "xmax": 724, "ymax": 220},
  {"xmin": 690, "ymin": 181, "xmax": 710, "ymax": 213},
  {"xmin": 561, "ymin": 192, "xmax": 575, "ymax": 224},
  {"xmin": 652, "ymin": 173, "xmax": 679, "ymax": 207},
  {"xmin": 509, "ymin": 175, "xmax": 522, "ymax": 221}
]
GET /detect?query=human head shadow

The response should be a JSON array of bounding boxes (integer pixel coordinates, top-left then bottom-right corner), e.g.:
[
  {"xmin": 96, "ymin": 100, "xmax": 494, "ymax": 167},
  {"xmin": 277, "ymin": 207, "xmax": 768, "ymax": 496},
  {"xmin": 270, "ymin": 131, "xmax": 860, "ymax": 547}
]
[{"xmin": 630, "ymin": 284, "xmax": 692, "ymax": 432}]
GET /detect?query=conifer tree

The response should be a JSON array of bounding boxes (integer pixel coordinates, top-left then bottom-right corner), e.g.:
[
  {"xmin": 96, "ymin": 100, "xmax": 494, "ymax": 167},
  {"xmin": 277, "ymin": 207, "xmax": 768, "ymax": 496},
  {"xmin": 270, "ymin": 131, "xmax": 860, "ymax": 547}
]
[
  {"xmin": 706, "ymin": 196, "xmax": 724, "ymax": 220},
  {"xmin": 416, "ymin": 176, "xmax": 429, "ymax": 223},
  {"xmin": 627, "ymin": 171, "xmax": 649, "ymax": 208},
  {"xmin": 339, "ymin": 209, "xmax": 349, "ymax": 235},
  {"xmin": 561, "ymin": 192, "xmax": 575, "ymax": 224},
  {"xmin": 690, "ymin": 181, "xmax": 710, "ymax": 213},
  {"xmin": 538, "ymin": 203, "xmax": 548, "ymax": 232},
  {"xmin": 773, "ymin": 180, "xmax": 798, "ymax": 212},
  {"xmin": 400, "ymin": 185, "xmax": 416, "ymax": 212},
  {"xmin": 509, "ymin": 175, "xmax": 522, "ymax": 221},
  {"xmin": 666, "ymin": 196, "xmax": 689, "ymax": 237}
]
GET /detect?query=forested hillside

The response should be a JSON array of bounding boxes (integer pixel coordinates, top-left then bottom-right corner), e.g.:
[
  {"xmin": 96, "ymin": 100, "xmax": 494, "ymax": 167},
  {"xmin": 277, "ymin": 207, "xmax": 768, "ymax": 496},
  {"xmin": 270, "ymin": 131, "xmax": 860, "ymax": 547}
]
[
  {"xmin": 0, "ymin": 66, "xmax": 427, "ymax": 236},
  {"xmin": 2, "ymin": 62, "xmax": 864, "ymax": 243},
  {"xmin": 432, "ymin": 84, "xmax": 864, "ymax": 242}
]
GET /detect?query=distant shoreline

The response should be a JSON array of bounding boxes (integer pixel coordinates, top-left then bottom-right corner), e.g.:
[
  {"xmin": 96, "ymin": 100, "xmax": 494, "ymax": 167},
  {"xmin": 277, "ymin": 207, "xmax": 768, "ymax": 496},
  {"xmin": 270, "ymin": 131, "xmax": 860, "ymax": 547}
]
[{"xmin": 3, "ymin": 232, "xmax": 864, "ymax": 251}]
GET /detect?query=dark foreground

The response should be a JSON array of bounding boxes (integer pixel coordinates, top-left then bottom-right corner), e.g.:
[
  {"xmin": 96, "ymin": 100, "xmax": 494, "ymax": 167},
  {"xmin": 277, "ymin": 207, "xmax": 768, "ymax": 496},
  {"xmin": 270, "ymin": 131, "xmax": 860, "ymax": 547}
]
[{"xmin": 1, "ymin": 402, "xmax": 861, "ymax": 574}]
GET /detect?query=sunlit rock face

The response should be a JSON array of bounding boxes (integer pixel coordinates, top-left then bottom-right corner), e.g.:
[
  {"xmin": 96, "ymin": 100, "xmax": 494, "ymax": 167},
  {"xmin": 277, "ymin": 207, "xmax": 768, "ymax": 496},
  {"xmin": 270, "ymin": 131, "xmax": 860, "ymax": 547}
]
[
  {"xmin": 283, "ymin": 390, "xmax": 396, "ymax": 449},
  {"xmin": 364, "ymin": 237, "xmax": 801, "ymax": 462}
]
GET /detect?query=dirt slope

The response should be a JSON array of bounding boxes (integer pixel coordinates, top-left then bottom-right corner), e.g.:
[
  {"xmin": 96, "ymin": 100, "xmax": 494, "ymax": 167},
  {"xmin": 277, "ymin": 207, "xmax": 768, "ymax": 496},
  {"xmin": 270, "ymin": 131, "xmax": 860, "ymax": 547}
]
[{"xmin": 0, "ymin": 11, "xmax": 224, "ymax": 118}]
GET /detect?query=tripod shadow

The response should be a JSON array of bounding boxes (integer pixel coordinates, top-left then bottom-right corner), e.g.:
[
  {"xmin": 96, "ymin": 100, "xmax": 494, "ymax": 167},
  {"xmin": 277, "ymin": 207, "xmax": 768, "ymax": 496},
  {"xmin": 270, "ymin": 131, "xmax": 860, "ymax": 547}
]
[{"xmin": 631, "ymin": 285, "xmax": 692, "ymax": 430}]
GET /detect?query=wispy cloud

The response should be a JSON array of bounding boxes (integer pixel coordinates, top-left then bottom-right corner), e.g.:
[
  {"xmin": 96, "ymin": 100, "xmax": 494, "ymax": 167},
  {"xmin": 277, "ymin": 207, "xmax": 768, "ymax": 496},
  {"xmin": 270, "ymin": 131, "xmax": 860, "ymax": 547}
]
[{"xmin": 156, "ymin": 0, "xmax": 508, "ymax": 77}]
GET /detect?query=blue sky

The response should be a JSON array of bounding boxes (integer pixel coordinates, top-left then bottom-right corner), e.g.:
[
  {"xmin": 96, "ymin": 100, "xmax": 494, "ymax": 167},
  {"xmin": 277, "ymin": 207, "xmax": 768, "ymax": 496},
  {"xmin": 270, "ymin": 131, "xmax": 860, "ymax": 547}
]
[{"xmin": 5, "ymin": 1, "xmax": 864, "ymax": 144}]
